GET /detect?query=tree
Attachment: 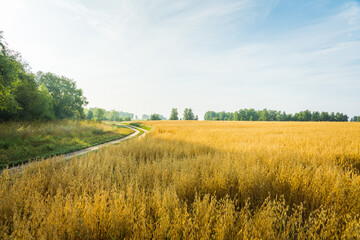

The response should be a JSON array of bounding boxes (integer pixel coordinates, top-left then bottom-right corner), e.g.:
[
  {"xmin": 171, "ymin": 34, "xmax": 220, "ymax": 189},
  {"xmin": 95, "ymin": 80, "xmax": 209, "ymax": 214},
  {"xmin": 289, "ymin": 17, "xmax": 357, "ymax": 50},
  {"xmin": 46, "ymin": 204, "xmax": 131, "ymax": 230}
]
[
  {"xmin": 109, "ymin": 110, "xmax": 120, "ymax": 121},
  {"xmin": 38, "ymin": 83, "xmax": 55, "ymax": 120},
  {"xmin": 320, "ymin": 112, "xmax": 330, "ymax": 121},
  {"xmin": 0, "ymin": 32, "xmax": 25, "ymax": 112},
  {"xmin": 93, "ymin": 108, "xmax": 106, "ymax": 121},
  {"xmin": 183, "ymin": 108, "xmax": 195, "ymax": 120},
  {"xmin": 203, "ymin": 109, "xmax": 350, "ymax": 122},
  {"xmin": 10, "ymin": 73, "xmax": 55, "ymax": 120},
  {"xmin": 311, "ymin": 111, "xmax": 320, "ymax": 121},
  {"xmin": 350, "ymin": 116, "xmax": 360, "ymax": 122},
  {"xmin": 36, "ymin": 72, "xmax": 88, "ymax": 119},
  {"xmin": 330, "ymin": 112, "xmax": 336, "ymax": 121},
  {"xmin": 169, "ymin": 108, "xmax": 179, "ymax": 120},
  {"xmin": 258, "ymin": 109, "xmax": 270, "ymax": 121},
  {"xmin": 150, "ymin": 113, "xmax": 161, "ymax": 120},
  {"xmin": 85, "ymin": 109, "xmax": 94, "ymax": 120},
  {"xmin": 119, "ymin": 111, "xmax": 134, "ymax": 120},
  {"xmin": 142, "ymin": 114, "xmax": 149, "ymax": 120},
  {"xmin": 204, "ymin": 111, "xmax": 216, "ymax": 120}
]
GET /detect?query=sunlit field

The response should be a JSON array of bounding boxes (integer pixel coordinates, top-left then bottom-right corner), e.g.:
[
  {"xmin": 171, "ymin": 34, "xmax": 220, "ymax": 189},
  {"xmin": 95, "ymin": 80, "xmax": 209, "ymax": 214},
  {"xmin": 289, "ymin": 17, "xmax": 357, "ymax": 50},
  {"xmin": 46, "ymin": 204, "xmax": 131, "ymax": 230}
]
[
  {"xmin": 1, "ymin": 121, "xmax": 360, "ymax": 239},
  {"xmin": 0, "ymin": 120, "xmax": 134, "ymax": 169}
]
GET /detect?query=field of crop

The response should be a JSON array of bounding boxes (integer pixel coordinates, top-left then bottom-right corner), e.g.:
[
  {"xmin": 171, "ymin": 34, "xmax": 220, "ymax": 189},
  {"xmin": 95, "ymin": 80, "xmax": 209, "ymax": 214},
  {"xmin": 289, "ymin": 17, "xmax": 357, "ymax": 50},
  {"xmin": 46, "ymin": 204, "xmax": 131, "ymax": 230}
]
[
  {"xmin": 0, "ymin": 121, "xmax": 360, "ymax": 239},
  {"xmin": 0, "ymin": 120, "xmax": 134, "ymax": 169}
]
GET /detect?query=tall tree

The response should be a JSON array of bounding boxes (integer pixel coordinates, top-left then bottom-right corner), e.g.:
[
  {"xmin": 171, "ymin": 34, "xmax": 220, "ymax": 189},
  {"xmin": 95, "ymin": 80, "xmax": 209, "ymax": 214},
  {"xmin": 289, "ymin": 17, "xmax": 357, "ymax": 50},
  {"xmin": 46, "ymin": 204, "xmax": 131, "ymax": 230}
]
[
  {"xmin": 350, "ymin": 116, "xmax": 359, "ymax": 122},
  {"xmin": 142, "ymin": 114, "xmax": 149, "ymax": 120},
  {"xmin": 109, "ymin": 110, "xmax": 120, "ymax": 121},
  {"xmin": 150, "ymin": 113, "xmax": 161, "ymax": 120},
  {"xmin": 183, "ymin": 108, "xmax": 195, "ymax": 120},
  {"xmin": 14, "ymin": 74, "xmax": 55, "ymax": 120},
  {"xmin": 93, "ymin": 108, "xmax": 106, "ymax": 121},
  {"xmin": 36, "ymin": 72, "xmax": 88, "ymax": 119},
  {"xmin": 0, "ymin": 32, "xmax": 25, "ymax": 112},
  {"xmin": 85, "ymin": 109, "xmax": 94, "ymax": 120},
  {"xmin": 169, "ymin": 108, "xmax": 179, "ymax": 120}
]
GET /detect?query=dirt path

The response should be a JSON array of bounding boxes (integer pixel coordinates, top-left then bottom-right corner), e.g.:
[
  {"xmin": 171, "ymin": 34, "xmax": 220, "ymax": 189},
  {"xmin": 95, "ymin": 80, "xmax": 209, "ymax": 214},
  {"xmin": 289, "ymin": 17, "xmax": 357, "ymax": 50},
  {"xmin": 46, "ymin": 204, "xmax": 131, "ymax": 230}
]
[
  {"xmin": 1, "ymin": 123, "xmax": 148, "ymax": 174},
  {"xmin": 63, "ymin": 124, "xmax": 140, "ymax": 159},
  {"xmin": 63, "ymin": 123, "xmax": 151, "ymax": 159}
]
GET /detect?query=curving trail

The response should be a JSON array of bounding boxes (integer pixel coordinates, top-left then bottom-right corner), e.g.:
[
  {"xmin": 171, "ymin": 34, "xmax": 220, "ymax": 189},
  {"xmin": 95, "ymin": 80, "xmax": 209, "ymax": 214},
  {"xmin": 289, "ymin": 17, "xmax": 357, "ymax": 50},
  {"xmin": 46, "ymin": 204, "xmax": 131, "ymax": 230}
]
[
  {"xmin": 1, "ymin": 123, "xmax": 150, "ymax": 174},
  {"xmin": 63, "ymin": 124, "xmax": 140, "ymax": 159}
]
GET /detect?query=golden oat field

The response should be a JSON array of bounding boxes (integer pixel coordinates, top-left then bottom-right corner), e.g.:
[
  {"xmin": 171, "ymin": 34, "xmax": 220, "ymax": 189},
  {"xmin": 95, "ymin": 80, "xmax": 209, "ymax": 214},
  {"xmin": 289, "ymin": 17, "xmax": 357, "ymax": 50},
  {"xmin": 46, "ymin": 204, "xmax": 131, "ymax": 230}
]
[{"xmin": 1, "ymin": 121, "xmax": 360, "ymax": 239}]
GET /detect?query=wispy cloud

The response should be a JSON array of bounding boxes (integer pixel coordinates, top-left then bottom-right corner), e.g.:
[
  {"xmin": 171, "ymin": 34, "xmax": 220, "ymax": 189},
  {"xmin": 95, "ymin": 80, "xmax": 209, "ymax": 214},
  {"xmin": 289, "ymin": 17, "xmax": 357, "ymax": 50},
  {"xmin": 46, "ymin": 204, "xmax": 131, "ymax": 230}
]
[{"xmin": 1, "ymin": 0, "xmax": 359, "ymax": 116}]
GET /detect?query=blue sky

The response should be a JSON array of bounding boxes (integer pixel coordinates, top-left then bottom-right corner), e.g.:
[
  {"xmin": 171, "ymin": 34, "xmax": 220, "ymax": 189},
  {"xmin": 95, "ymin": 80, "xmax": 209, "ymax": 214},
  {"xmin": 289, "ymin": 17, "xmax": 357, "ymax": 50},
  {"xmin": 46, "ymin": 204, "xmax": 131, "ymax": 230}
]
[{"xmin": 0, "ymin": 0, "xmax": 359, "ymax": 119}]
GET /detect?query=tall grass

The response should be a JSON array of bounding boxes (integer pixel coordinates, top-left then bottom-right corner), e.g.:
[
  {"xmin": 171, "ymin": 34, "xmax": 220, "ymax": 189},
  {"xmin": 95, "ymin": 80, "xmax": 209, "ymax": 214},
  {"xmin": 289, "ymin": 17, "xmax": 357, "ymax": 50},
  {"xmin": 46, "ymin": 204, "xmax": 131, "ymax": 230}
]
[
  {"xmin": 0, "ymin": 120, "xmax": 134, "ymax": 168},
  {"xmin": 0, "ymin": 121, "xmax": 359, "ymax": 239}
]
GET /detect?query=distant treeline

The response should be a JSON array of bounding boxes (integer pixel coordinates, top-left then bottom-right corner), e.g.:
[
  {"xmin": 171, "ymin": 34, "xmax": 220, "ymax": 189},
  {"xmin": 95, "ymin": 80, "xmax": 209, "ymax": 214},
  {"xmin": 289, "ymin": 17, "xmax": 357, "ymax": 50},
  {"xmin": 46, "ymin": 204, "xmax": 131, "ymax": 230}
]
[
  {"xmin": 0, "ymin": 32, "xmax": 87, "ymax": 121},
  {"xmin": 351, "ymin": 116, "xmax": 360, "ymax": 122},
  {"xmin": 85, "ymin": 108, "xmax": 134, "ymax": 122},
  {"xmin": 205, "ymin": 109, "xmax": 355, "ymax": 122},
  {"xmin": 142, "ymin": 114, "xmax": 167, "ymax": 120}
]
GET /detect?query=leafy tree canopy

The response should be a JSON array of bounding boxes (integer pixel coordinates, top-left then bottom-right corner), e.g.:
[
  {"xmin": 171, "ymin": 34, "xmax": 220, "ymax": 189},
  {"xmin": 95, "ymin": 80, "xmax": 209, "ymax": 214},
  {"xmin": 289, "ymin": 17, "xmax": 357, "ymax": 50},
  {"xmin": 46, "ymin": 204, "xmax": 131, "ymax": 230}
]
[
  {"xmin": 36, "ymin": 72, "xmax": 88, "ymax": 119},
  {"xmin": 204, "ymin": 109, "xmax": 350, "ymax": 122},
  {"xmin": 150, "ymin": 113, "xmax": 161, "ymax": 120},
  {"xmin": 169, "ymin": 108, "xmax": 179, "ymax": 120},
  {"xmin": 0, "ymin": 31, "xmax": 26, "ymax": 112},
  {"xmin": 183, "ymin": 108, "xmax": 195, "ymax": 120}
]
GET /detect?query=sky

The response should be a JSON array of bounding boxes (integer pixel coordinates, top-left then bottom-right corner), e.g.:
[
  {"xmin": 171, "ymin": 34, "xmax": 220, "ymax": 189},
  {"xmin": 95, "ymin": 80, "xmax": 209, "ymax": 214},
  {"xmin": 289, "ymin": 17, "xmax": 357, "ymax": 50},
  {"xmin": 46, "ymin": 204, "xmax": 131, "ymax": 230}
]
[{"xmin": 0, "ymin": 0, "xmax": 359, "ymax": 119}]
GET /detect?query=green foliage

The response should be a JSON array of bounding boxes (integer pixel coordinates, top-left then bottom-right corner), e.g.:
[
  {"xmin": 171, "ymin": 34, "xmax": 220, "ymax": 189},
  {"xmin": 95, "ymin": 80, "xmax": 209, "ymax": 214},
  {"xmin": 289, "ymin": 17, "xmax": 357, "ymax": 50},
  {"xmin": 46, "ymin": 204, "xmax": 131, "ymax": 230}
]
[
  {"xmin": 108, "ymin": 110, "xmax": 120, "ymax": 121},
  {"xmin": 14, "ymin": 74, "xmax": 55, "ymax": 120},
  {"xmin": 0, "ymin": 32, "xmax": 24, "ymax": 112},
  {"xmin": 0, "ymin": 33, "xmax": 87, "ymax": 121},
  {"xmin": 169, "ymin": 108, "xmax": 179, "ymax": 120},
  {"xmin": 93, "ymin": 108, "xmax": 106, "ymax": 121},
  {"xmin": 0, "ymin": 120, "xmax": 133, "ymax": 168},
  {"xmin": 118, "ymin": 111, "xmax": 134, "ymax": 119},
  {"xmin": 183, "ymin": 108, "xmax": 195, "ymax": 120},
  {"xmin": 150, "ymin": 113, "xmax": 161, "ymax": 120},
  {"xmin": 141, "ymin": 114, "xmax": 150, "ymax": 120},
  {"xmin": 36, "ymin": 72, "xmax": 88, "ymax": 119},
  {"xmin": 205, "ymin": 108, "xmax": 350, "ymax": 122},
  {"xmin": 85, "ymin": 108, "xmax": 93, "ymax": 120},
  {"xmin": 128, "ymin": 122, "xmax": 152, "ymax": 131},
  {"xmin": 84, "ymin": 108, "xmax": 134, "ymax": 122},
  {"xmin": 351, "ymin": 116, "xmax": 360, "ymax": 122}
]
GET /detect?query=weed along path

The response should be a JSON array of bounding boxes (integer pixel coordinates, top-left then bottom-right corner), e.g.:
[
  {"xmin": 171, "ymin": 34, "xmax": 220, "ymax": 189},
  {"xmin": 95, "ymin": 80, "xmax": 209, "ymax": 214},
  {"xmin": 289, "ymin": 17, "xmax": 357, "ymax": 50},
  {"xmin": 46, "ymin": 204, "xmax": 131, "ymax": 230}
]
[
  {"xmin": 63, "ymin": 122, "xmax": 151, "ymax": 159},
  {"xmin": 63, "ymin": 124, "xmax": 140, "ymax": 159},
  {"xmin": 1, "ymin": 123, "xmax": 150, "ymax": 174}
]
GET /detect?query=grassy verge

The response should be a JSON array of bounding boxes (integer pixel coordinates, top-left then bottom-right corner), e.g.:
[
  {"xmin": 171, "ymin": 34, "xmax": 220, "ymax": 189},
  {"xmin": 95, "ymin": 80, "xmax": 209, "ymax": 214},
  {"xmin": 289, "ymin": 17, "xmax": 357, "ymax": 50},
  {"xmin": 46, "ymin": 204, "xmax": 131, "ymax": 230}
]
[
  {"xmin": 122, "ymin": 122, "xmax": 152, "ymax": 131},
  {"xmin": 135, "ymin": 127, "xmax": 145, "ymax": 137},
  {"xmin": 0, "ymin": 120, "xmax": 134, "ymax": 169}
]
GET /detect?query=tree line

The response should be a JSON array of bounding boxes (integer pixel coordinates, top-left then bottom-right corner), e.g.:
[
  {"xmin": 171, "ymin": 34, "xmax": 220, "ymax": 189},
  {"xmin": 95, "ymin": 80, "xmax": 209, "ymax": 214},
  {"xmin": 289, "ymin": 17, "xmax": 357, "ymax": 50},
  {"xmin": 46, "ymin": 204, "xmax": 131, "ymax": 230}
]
[
  {"xmin": 84, "ymin": 108, "xmax": 134, "ymax": 122},
  {"xmin": 351, "ymin": 116, "xmax": 360, "ymax": 122},
  {"xmin": 204, "ymin": 109, "xmax": 352, "ymax": 122},
  {"xmin": 168, "ymin": 108, "xmax": 198, "ymax": 120},
  {"xmin": 141, "ymin": 108, "xmax": 199, "ymax": 121},
  {"xmin": 0, "ymin": 32, "xmax": 87, "ymax": 121}
]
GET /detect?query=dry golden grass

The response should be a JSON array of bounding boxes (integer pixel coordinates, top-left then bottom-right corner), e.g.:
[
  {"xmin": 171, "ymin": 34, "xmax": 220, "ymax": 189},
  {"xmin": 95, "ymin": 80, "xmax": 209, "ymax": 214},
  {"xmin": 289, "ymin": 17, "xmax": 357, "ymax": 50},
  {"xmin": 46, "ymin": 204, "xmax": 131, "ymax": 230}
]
[{"xmin": 0, "ymin": 121, "xmax": 360, "ymax": 239}]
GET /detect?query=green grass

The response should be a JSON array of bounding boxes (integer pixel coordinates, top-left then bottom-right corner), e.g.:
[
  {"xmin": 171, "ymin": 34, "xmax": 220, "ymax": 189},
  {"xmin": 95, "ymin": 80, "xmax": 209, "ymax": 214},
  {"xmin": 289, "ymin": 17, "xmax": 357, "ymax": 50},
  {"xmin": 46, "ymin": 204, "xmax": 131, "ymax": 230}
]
[
  {"xmin": 0, "ymin": 120, "xmax": 134, "ymax": 169},
  {"xmin": 136, "ymin": 127, "xmax": 145, "ymax": 137},
  {"xmin": 123, "ymin": 122, "xmax": 152, "ymax": 131}
]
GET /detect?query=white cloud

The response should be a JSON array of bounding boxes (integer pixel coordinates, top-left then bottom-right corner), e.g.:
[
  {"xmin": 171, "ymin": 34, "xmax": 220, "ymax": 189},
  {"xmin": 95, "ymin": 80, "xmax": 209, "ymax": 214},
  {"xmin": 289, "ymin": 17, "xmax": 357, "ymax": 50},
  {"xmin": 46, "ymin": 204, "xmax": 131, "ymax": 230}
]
[{"xmin": 0, "ymin": 0, "xmax": 359, "ymax": 117}]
